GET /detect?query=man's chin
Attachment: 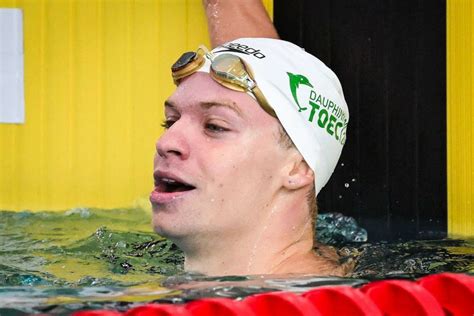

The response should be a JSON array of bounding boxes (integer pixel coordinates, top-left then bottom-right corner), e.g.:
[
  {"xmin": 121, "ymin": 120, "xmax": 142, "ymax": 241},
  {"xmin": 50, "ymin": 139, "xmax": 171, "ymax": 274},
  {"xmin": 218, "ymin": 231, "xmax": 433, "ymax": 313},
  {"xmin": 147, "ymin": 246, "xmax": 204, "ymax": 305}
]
[
  {"xmin": 152, "ymin": 222, "xmax": 183, "ymax": 239},
  {"xmin": 152, "ymin": 213, "xmax": 192, "ymax": 240},
  {"xmin": 152, "ymin": 224, "xmax": 198, "ymax": 252},
  {"xmin": 152, "ymin": 225, "xmax": 173, "ymax": 238}
]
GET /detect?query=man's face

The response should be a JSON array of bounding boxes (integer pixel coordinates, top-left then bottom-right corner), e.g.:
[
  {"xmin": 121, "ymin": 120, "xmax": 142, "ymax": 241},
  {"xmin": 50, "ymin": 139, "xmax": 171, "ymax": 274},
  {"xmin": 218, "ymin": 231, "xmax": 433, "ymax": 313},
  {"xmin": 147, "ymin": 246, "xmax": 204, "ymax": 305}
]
[{"xmin": 151, "ymin": 72, "xmax": 291, "ymax": 244}]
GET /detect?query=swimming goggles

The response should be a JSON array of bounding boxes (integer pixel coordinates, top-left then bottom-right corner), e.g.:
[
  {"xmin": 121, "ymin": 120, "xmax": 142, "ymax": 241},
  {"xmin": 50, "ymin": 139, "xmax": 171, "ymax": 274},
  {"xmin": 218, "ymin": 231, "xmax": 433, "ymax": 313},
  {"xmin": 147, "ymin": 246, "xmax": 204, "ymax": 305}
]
[{"xmin": 171, "ymin": 46, "xmax": 276, "ymax": 117}]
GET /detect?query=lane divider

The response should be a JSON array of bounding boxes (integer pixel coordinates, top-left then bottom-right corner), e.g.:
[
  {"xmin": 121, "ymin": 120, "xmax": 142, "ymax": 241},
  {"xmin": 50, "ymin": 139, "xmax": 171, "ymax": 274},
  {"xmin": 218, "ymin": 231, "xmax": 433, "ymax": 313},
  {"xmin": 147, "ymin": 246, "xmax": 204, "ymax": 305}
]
[
  {"xmin": 418, "ymin": 273, "xmax": 474, "ymax": 316},
  {"xmin": 187, "ymin": 298, "xmax": 255, "ymax": 316},
  {"xmin": 72, "ymin": 273, "xmax": 474, "ymax": 316},
  {"xmin": 361, "ymin": 280, "xmax": 445, "ymax": 316},
  {"xmin": 303, "ymin": 285, "xmax": 382, "ymax": 316},
  {"xmin": 245, "ymin": 291, "xmax": 320, "ymax": 316}
]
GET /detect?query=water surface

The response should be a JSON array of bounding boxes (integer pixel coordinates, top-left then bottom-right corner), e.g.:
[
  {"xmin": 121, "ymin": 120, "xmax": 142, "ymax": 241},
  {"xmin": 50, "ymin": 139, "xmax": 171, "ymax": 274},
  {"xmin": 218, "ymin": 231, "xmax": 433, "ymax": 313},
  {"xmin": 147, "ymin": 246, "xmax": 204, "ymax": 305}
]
[{"xmin": 0, "ymin": 209, "xmax": 472, "ymax": 314}]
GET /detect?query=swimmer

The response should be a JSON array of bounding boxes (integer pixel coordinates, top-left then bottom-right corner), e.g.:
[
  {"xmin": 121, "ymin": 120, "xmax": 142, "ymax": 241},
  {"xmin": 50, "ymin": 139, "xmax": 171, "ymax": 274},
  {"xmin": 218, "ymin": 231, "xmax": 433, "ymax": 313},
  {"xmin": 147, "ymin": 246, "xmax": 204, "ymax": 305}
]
[{"xmin": 150, "ymin": 0, "xmax": 350, "ymax": 276}]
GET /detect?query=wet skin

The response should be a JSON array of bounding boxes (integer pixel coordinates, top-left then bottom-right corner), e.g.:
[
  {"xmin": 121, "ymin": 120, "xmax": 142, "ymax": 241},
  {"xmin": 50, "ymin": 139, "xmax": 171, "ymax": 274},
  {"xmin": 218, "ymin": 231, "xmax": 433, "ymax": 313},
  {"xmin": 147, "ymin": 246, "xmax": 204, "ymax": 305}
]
[
  {"xmin": 150, "ymin": 72, "xmax": 345, "ymax": 275},
  {"xmin": 151, "ymin": 72, "xmax": 292, "ymax": 250}
]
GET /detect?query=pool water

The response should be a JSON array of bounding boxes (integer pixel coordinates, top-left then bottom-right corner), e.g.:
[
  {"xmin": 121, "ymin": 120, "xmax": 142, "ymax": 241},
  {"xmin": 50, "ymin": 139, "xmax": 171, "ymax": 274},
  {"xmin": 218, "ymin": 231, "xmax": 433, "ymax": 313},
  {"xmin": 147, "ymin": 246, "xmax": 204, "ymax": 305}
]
[{"xmin": 0, "ymin": 208, "xmax": 473, "ymax": 314}]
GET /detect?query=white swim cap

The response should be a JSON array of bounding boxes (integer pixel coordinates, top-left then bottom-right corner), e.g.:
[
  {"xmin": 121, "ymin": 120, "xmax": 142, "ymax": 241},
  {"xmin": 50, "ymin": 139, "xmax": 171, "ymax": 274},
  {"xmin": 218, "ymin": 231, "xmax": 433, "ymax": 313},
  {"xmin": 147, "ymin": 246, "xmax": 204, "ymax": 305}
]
[{"xmin": 197, "ymin": 38, "xmax": 349, "ymax": 195}]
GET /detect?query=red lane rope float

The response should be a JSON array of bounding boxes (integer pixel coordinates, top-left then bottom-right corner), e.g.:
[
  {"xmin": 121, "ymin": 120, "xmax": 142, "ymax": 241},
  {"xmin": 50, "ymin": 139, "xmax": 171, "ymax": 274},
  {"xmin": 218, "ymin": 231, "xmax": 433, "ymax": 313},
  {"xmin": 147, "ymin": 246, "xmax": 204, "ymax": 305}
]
[
  {"xmin": 244, "ymin": 291, "xmax": 321, "ymax": 316},
  {"xmin": 72, "ymin": 273, "xmax": 474, "ymax": 316},
  {"xmin": 124, "ymin": 304, "xmax": 192, "ymax": 316},
  {"xmin": 303, "ymin": 285, "xmax": 383, "ymax": 316},
  {"xmin": 361, "ymin": 280, "xmax": 445, "ymax": 316},
  {"xmin": 186, "ymin": 298, "xmax": 256, "ymax": 316},
  {"xmin": 73, "ymin": 310, "xmax": 123, "ymax": 316},
  {"xmin": 418, "ymin": 272, "xmax": 474, "ymax": 316}
]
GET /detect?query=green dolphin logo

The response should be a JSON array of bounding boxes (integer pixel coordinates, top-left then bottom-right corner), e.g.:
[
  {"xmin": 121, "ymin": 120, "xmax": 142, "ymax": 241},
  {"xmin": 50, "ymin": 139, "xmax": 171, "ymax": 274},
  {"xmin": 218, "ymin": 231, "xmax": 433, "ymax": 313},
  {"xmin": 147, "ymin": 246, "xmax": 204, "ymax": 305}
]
[{"xmin": 287, "ymin": 72, "xmax": 314, "ymax": 112}]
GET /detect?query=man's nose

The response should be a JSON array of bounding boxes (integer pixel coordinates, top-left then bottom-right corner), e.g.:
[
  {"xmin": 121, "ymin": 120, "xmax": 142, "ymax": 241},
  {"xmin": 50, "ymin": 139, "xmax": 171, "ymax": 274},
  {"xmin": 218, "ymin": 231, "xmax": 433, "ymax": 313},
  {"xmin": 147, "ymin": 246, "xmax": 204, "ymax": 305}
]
[{"xmin": 156, "ymin": 123, "xmax": 191, "ymax": 160}]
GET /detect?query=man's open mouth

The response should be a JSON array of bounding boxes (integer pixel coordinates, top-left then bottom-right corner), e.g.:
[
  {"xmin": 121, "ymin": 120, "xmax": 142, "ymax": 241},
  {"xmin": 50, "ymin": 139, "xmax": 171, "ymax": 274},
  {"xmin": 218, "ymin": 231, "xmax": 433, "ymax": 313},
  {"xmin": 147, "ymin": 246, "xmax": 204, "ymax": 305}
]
[{"xmin": 155, "ymin": 177, "xmax": 196, "ymax": 193}]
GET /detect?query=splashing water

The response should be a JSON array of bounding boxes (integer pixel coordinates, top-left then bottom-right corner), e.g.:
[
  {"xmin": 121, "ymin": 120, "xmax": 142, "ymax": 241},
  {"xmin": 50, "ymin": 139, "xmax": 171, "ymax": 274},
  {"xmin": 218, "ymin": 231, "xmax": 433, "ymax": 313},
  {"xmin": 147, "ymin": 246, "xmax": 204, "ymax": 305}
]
[{"xmin": 317, "ymin": 212, "xmax": 368, "ymax": 244}]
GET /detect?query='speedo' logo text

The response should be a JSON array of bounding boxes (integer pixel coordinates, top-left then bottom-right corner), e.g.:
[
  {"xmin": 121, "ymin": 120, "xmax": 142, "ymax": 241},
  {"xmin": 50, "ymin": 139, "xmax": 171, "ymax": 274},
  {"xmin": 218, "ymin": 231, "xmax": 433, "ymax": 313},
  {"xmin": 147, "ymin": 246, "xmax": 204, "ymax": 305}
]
[{"xmin": 215, "ymin": 42, "xmax": 266, "ymax": 59}]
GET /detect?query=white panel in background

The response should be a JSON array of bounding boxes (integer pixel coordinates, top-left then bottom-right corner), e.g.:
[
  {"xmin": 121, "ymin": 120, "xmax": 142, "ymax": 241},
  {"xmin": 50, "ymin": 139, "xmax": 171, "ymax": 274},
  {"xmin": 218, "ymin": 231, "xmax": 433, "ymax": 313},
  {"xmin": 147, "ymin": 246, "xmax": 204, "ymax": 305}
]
[{"xmin": 0, "ymin": 8, "xmax": 24, "ymax": 124}]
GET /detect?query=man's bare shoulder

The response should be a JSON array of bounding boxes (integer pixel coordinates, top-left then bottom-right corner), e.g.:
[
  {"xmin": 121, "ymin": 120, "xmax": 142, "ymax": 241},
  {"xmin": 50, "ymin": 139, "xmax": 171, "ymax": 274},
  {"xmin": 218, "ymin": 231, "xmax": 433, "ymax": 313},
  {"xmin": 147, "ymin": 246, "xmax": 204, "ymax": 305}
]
[{"xmin": 272, "ymin": 244, "xmax": 354, "ymax": 277}]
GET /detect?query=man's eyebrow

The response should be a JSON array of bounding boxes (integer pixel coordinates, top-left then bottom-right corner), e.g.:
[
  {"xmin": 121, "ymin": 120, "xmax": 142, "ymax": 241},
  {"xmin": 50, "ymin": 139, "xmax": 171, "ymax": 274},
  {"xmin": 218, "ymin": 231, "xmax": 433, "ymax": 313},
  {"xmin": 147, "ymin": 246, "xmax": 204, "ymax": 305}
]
[
  {"xmin": 200, "ymin": 101, "xmax": 244, "ymax": 117},
  {"xmin": 164, "ymin": 100, "xmax": 244, "ymax": 118}
]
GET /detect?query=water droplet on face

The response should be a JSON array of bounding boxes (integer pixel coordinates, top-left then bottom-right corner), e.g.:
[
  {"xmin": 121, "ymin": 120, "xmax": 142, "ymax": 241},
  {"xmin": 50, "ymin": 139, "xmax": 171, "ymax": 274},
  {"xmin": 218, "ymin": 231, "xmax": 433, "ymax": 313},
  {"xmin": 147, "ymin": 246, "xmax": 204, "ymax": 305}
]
[{"xmin": 344, "ymin": 183, "xmax": 350, "ymax": 188}]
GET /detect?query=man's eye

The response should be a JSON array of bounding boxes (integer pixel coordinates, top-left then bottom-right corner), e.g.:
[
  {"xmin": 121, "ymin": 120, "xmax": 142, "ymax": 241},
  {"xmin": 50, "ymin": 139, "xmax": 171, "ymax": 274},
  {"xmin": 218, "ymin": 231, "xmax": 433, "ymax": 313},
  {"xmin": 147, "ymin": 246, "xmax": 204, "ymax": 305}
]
[
  {"xmin": 161, "ymin": 119, "xmax": 175, "ymax": 129},
  {"xmin": 205, "ymin": 123, "xmax": 228, "ymax": 133}
]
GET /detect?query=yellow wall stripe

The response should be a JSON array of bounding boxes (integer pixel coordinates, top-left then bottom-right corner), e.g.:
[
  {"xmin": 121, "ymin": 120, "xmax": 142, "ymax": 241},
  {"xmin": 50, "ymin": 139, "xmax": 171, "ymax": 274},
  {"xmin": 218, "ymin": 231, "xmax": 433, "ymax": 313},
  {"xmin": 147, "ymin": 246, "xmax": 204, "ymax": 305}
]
[
  {"xmin": 448, "ymin": 0, "xmax": 474, "ymax": 236},
  {"xmin": 0, "ymin": 0, "xmax": 272, "ymax": 211}
]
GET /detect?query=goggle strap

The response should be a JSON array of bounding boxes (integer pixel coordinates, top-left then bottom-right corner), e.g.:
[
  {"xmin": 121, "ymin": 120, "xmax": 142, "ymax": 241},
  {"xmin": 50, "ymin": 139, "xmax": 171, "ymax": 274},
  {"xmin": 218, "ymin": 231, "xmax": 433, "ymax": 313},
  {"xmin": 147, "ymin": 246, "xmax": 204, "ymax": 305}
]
[{"xmin": 253, "ymin": 86, "xmax": 276, "ymax": 117}]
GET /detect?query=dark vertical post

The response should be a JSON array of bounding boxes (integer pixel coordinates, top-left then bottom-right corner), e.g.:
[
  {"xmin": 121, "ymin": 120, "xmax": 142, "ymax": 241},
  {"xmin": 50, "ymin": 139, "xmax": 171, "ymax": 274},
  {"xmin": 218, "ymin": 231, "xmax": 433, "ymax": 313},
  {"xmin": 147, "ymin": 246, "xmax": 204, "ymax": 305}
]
[{"xmin": 274, "ymin": 0, "xmax": 447, "ymax": 240}]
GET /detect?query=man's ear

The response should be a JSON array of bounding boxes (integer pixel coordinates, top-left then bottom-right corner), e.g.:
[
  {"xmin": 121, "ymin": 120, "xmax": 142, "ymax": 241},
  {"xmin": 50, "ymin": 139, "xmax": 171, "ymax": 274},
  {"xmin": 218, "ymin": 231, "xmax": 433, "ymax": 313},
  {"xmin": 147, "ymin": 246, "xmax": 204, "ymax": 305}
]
[{"xmin": 283, "ymin": 158, "xmax": 314, "ymax": 190}]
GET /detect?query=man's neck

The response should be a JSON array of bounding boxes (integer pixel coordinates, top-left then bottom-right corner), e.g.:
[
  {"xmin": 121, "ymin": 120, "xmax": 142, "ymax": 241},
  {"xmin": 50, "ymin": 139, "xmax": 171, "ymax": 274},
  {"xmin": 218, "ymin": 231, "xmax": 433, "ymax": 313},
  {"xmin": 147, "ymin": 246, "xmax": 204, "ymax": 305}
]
[
  {"xmin": 177, "ymin": 198, "xmax": 343, "ymax": 276},
  {"xmin": 182, "ymin": 225, "xmax": 315, "ymax": 275}
]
